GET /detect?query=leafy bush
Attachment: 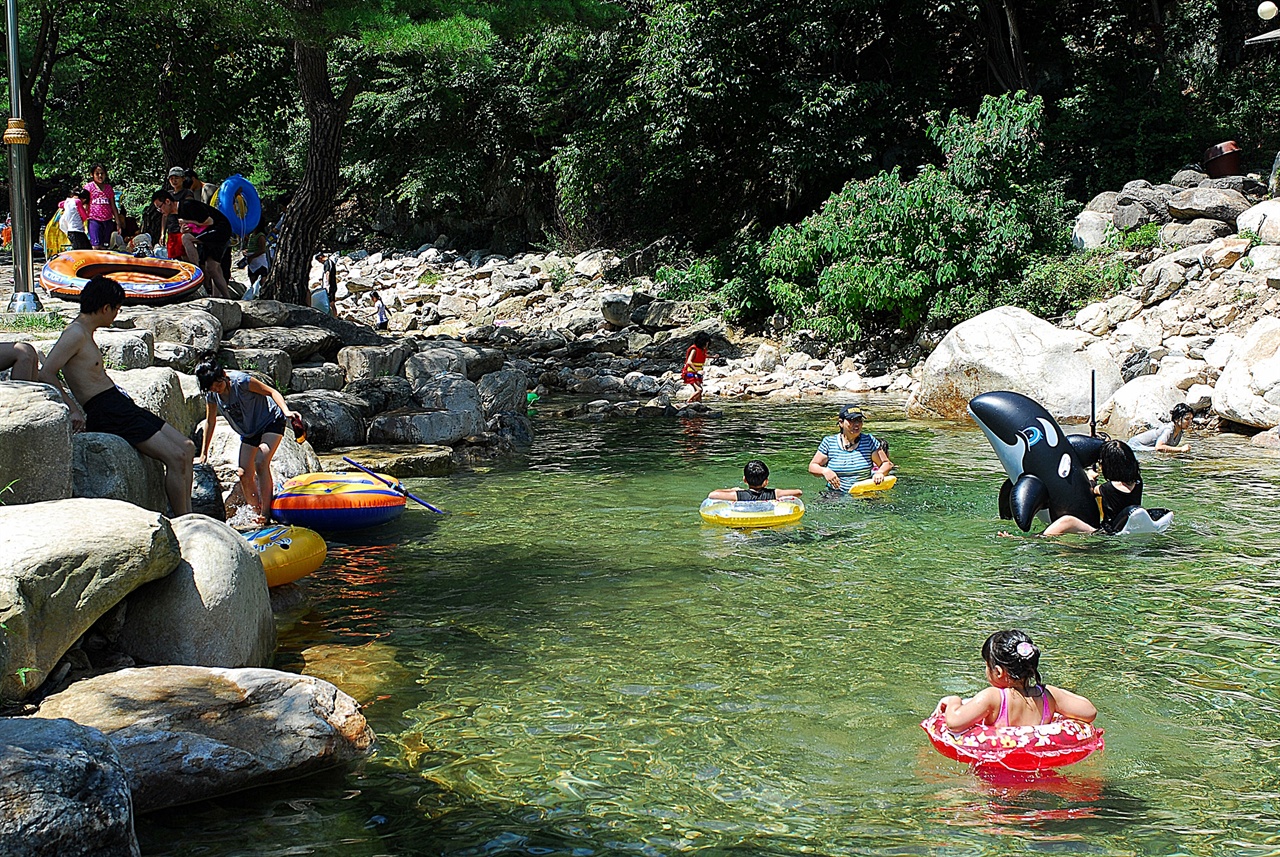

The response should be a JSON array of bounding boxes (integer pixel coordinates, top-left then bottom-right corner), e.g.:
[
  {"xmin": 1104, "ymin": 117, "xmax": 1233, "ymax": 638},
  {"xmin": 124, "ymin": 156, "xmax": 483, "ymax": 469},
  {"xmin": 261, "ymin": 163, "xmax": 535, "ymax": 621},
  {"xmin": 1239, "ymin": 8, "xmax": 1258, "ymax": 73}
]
[
  {"xmin": 760, "ymin": 92, "xmax": 1075, "ymax": 341},
  {"xmin": 656, "ymin": 241, "xmax": 773, "ymax": 325},
  {"xmin": 1110, "ymin": 221, "xmax": 1161, "ymax": 251},
  {"xmin": 1007, "ymin": 253, "xmax": 1134, "ymax": 322}
]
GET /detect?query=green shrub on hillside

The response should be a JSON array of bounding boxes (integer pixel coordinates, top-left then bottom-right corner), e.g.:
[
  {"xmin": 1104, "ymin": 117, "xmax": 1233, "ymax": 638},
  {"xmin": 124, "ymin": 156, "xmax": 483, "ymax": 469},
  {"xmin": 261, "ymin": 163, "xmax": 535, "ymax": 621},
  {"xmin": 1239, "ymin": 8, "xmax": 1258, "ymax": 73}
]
[
  {"xmin": 759, "ymin": 92, "xmax": 1075, "ymax": 341},
  {"xmin": 1007, "ymin": 253, "xmax": 1134, "ymax": 322},
  {"xmin": 656, "ymin": 241, "xmax": 773, "ymax": 325}
]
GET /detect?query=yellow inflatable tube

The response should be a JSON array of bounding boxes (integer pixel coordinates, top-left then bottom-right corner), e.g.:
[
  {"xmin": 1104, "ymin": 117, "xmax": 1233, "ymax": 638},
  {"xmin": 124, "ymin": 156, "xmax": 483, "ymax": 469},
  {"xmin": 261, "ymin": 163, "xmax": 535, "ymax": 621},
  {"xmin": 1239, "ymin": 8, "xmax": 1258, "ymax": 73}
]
[
  {"xmin": 849, "ymin": 474, "xmax": 896, "ymax": 495},
  {"xmin": 244, "ymin": 524, "xmax": 327, "ymax": 587},
  {"xmin": 699, "ymin": 498, "xmax": 805, "ymax": 528}
]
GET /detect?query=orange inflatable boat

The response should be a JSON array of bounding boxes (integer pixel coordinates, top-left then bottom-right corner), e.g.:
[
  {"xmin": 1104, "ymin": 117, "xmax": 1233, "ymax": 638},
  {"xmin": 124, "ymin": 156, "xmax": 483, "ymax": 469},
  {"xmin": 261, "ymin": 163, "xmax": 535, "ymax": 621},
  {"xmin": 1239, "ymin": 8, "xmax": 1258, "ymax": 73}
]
[{"xmin": 40, "ymin": 250, "xmax": 204, "ymax": 305}]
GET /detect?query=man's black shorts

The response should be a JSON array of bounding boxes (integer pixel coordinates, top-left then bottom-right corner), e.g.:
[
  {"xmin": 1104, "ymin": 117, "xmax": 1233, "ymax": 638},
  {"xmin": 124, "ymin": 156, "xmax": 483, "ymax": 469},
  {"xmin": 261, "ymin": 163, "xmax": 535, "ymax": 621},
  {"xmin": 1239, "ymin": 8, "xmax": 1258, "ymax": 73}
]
[
  {"xmin": 195, "ymin": 230, "xmax": 231, "ymax": 266},
  {"xmin": 83, "ymin": 386, "xmax": 165, "ymax": 447}
]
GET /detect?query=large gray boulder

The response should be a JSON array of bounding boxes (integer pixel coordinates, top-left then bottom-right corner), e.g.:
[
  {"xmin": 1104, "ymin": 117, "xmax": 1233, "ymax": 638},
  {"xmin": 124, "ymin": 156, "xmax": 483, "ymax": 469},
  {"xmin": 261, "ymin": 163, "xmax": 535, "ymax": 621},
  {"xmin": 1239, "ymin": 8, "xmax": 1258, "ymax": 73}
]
[
  {"xmin": 1237, "ymin": 199, "xmax": 1280, "ymax": 244},
  {"xmin": 117, "ymin": 516, "xmax": 275, "ymax": 668},
  {"xmin": 411, "ymin": 371, "xmax": 484, "ymax": 414},
  {"xmin": 1099, "ymin": 375, "xmax": 1187, "ymax": 439},
  {"xmin": 0, "ymin": 499, "xmax": 181, "ymax": 700},
  {"xmin": 600, "ymin": 292, "xmax": 632, "ymax": 327},
  {"xmin": 284, "ymin": 390, "xmax": 368, "ymax": 450},
  {"xmin": 477, "ymin": 369, "xmax": 528, "ymax": 418},
  {"xmin": 107, "ymin": 366, "xmax": 198, "ymax": 438},
  {"xmin": 337, "ymin": 342, "xmax": 412, "ymax": 382},
  {"xmin": 237, "ymin": 299, "xmax": 291, "ymax": 328},
  {"xmin": 0, "ymin": 382, "xmax": 72, "ymax": 504},
  {"xmin": 153, "ymin": 341, "xmax": 202, "ymax": 373},
  {"xmin": 34, "ymin": 667, "xmax": 376, "ymax": 812},
  {"xmin": 407, "ymin": 341, "xmax": 505, "ymax": 381},
  {"xmin": 96, "ymin": 329, "xmax": 154, "ymax": 370},
  {"xmin": 1212, "ymin": 316, "xmax": 1280, "ymax": 428},
  {"xmin": 283, "ymin": 305, "xmax": 391, "ymax": 347},
  {"xmin": 128, "ymin": 307, "xmax": 222, "ymax": 354},
  {"xmin": 342, "ymin": 376, "xmax": 418, "ymax": 417},
  {"xmin": 1167, "ymin": 187, "xmax": 1251, "ymax": 225},
  {"xmin": 1159, "ymin": 218, "xmax": 1233, "ymax": 247},
  {"xmin": 218, "ymin": 347, "xmax": 293, "ymax": 392},
  {"xmin": 368, "ymin": 409, "xmax": 484, "ymax": 445},
  {"xmin": 403, "ymin": 347, "xmax": 465, "ymax": 382},
  {"xmin": 72, "ymin": 432, "xmax": 168, "ymax": 513},
  {"xmin": 226, "ymin": 326, "xmax": 339, "ymax": 362},
  {"xmin": 290, "ymin": 361, "xmax": 347, "ymax": 392},
  {"xmin": 0, "ymin": 717, "xmax": 138, "ymax": 857},
  {"xmin": 907, "ymin": 306, "xmax": 1123, "ymax": 421},
  {"xmin": 187, "ymin": 297, "xmax": 243, "ymax": 333}
]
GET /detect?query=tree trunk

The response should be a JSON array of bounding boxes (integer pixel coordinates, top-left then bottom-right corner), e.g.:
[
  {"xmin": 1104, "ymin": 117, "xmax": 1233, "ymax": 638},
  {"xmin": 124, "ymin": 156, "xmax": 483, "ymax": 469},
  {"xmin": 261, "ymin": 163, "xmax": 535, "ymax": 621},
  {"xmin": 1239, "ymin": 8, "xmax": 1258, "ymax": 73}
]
[
  {"xmin": 156, "ymin": 50, "xmax": 207, "ymax": 172},
  {"xmin": 260, "ymin": 39, "xmax": 357, "ymax": 306}
]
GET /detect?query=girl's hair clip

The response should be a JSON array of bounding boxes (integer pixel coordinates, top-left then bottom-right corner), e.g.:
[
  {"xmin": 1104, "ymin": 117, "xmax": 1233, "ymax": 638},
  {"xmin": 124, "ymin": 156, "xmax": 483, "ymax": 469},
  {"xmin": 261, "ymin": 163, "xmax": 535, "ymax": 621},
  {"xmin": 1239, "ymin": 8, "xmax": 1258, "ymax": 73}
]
[{"xmin": 1015, "ymin": 641, "xmax": 1036, "ymax": 658}]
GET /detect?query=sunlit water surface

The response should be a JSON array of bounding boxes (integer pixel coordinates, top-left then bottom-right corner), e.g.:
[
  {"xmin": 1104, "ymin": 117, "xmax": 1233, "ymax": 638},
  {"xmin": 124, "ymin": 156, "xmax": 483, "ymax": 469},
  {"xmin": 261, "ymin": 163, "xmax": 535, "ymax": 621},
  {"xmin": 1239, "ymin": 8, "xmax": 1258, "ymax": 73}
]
[{"xmin": 136, "ymin": 400, "xmax": 1280, "ymax": 856}]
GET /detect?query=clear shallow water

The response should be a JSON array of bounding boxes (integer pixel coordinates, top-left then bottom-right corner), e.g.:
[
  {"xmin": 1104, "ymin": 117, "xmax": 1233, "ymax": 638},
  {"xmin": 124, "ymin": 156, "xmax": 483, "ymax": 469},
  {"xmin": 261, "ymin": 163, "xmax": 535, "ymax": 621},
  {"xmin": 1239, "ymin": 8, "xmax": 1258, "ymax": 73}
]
[{"xmin": 136, "ymin": 401, "xmax": 1280, "ymax": 856}]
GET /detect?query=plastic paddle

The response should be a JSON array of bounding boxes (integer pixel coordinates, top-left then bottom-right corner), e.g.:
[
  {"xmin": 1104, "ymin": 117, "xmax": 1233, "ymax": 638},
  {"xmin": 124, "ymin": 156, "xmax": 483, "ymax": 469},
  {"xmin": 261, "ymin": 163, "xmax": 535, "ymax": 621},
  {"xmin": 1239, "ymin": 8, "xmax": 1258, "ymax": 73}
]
[{"xmin": 341, "ymin": 456, "xmax": 445, "ymax": 514}]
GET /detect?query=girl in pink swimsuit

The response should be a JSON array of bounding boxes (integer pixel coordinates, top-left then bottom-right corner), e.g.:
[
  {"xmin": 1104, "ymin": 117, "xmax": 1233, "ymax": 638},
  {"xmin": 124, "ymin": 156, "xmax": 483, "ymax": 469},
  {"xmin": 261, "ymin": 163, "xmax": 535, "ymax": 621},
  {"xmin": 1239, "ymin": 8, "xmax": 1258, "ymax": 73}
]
[{"xmin": 933, "ymin": 630, "xmax": 1098, "ymax": 732}]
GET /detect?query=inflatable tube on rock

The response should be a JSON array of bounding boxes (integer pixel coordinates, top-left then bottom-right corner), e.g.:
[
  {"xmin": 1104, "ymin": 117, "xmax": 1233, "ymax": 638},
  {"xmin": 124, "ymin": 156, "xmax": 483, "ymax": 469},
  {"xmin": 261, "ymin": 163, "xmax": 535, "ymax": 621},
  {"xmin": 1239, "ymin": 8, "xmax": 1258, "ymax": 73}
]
[
  {"xmin": 40, "ymin": 250, "xmax": 204, "ymax": 305},
  {"xmin": 244, "ymin": 524, "xmax": 327, "ymax": 587},
  {"xmin": 272, "ymin": 471, "xmax": 408, "ymax": 531},
  {"xmin": 849, "ymin": 474, "xmax": 896, "ymax": 495},
  {"xmin": 920, "ymin": 711, "xmax": 1104, "ymax": 773},
  {"xmin": 968, "ymin": 391, "xmax": 1104, "ymax": 532},
  {"xmin": 699, "ymin": 498, "xmax": 805, "ymax": 528},
  {"xmin": 215, "ymin": 174, "xmax": 261, "ymax": 237}
]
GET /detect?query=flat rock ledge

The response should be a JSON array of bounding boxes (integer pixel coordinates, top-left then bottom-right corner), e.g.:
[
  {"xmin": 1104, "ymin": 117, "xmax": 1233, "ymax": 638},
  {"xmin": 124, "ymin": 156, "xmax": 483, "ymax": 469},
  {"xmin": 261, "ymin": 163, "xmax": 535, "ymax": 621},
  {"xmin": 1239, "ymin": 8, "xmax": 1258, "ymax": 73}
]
[{"xmin": 34, "ymin": 666, "xmax": 375, "ymax": 813}]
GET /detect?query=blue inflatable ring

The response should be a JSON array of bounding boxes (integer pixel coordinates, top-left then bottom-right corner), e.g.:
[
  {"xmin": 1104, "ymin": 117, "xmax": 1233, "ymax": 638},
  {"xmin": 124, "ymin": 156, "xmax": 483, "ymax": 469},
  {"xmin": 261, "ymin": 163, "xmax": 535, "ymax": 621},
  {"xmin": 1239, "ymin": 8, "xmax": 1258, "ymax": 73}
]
[{"xmin": 216, "ymin": 174, "xmax": 261, "ymax": 236}]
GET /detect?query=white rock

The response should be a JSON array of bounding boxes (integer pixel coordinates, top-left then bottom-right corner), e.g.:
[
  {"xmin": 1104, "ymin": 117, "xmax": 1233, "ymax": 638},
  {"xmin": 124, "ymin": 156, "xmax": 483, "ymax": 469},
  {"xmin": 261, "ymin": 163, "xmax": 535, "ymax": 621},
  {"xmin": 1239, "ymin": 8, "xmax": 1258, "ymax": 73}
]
[
  {"xmin": 1212, "ymin": 317, "xmax": 1280, "ymax": 428},
  {"xmin": 1185, "ymin": 383, "xmax": 1214, "ymax": 411},
  {"xmin": 1100, "ymin": 375, "xmax": 1187, "ymax": 438},
  {"xmin": 908, "ymin": 306, "xmax": 1123, "ymax": 421},
  {"xmin": 1237, "ymin": 200, "xmax": 1280, "ymax": 244}
]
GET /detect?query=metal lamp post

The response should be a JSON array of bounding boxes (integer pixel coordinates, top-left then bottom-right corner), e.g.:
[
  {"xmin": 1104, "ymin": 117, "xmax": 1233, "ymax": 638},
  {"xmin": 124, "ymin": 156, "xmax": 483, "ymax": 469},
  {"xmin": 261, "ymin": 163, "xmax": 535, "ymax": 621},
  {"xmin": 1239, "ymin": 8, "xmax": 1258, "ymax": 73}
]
[
  {"xmin": 1247, "ymin": 1, "xmax": 1280, "ymax": 44},
  {"xmin": 4, "ymin": 0, "xmax": 38, "ymax": 312}
]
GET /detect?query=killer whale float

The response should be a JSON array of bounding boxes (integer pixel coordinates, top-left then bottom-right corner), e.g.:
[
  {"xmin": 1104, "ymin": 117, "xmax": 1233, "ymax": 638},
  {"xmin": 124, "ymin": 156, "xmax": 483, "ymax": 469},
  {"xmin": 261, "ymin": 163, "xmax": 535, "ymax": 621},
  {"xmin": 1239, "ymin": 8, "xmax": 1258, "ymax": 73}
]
[{"xmin": 968, "ymin": 391, "xmax": 1172, "ymax": 535}]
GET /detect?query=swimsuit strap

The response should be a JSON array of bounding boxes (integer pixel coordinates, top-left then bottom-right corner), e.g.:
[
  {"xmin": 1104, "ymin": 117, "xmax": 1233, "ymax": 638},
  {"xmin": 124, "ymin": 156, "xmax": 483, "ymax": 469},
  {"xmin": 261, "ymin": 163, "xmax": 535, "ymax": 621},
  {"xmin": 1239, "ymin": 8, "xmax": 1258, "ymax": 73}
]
[
  {"xmin": 1039, "ymin": 684, "xmax": 1050, "ymax": 724},
  {"xmin": 995, "ymin": 687, "xmax": 1008, "ymax": 727}
]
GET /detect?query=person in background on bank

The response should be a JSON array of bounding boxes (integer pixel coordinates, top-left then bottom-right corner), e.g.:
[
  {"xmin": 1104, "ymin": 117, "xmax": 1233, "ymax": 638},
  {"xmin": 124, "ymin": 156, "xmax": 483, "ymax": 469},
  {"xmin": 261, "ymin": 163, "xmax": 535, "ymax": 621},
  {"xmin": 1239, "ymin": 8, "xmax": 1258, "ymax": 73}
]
[
  {"xmin": 195, "ymin": 357, "xmax": 301, "ymax": 526},
  {"xmin": 163, "ymin": 167, "xmax": 194, "ymax": 260},
  {"xmin": 241, "ymin": 227, "xmax": 270, "ymax": 289},
  {"xmin": 809, "ymin": 405, "xmax": 893, "ymax": 491},
  {"xmin": 370, "ymin": 290, "xmax": 389, "ymax": 330},
  {"xmin": 707, "ymin": 459, "xmax": 803, "ymax": 501},
  {"xmin": 60, "ymin": 187, "xmax": 91, "ymax": 250},
  {"xmin": 40, "ymin": 277, "xmax": 194, "ymax": 516},
  {"xmin": 682, "ymin": 331, "xmax": 711, "ymax": 403},
  {"xmin": 84, "ymin": 164, "xmax": 122, "ymax": 250}
]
